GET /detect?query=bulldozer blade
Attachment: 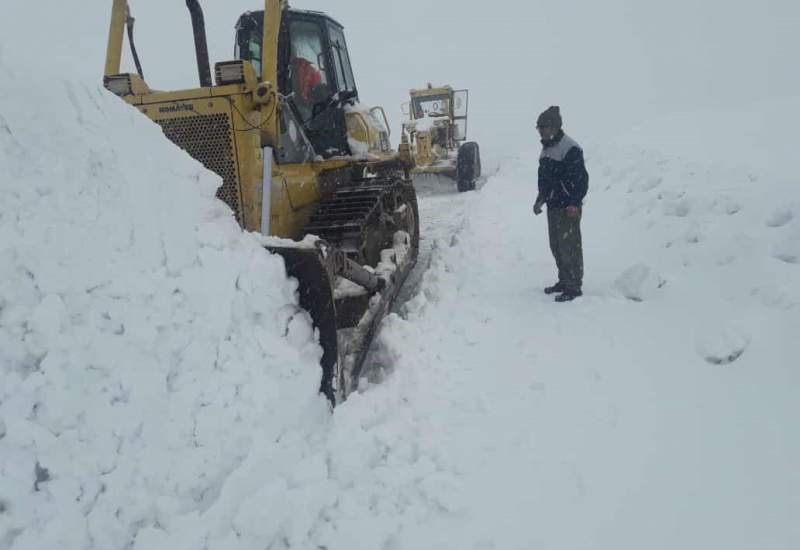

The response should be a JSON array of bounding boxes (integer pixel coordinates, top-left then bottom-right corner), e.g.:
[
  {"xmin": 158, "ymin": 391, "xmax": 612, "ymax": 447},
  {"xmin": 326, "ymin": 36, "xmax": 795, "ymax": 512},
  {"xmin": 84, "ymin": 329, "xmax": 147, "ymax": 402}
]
[
  {"xmin": 267, "ymin": 244, "xmax": 339, "ymax": 403},
  {"xmin": 337, "ymin": 236, "xmax": 417, "ymax": 395},
  {"xmin": 267, "ymin": 182, "xmax": 419, "ymax": 404},
  {"xmin": 267, "ymin": 231, "xmax": 417, "ymax": 404}
]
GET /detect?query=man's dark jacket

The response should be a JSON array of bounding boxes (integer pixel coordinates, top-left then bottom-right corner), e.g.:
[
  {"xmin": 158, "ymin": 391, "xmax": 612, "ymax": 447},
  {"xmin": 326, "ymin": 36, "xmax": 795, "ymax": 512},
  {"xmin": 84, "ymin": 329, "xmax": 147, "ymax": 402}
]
[{"xmin": 537, "ymin": 131, "xmax": 589, "ymax": 208}]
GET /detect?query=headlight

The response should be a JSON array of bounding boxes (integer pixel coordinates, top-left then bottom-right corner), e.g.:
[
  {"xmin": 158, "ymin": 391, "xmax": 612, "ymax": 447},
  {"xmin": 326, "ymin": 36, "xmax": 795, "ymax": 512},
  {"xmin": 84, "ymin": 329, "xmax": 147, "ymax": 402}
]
[{"xmin": 215, "ymin": 61, "xmax": 246, "ymax": 85}]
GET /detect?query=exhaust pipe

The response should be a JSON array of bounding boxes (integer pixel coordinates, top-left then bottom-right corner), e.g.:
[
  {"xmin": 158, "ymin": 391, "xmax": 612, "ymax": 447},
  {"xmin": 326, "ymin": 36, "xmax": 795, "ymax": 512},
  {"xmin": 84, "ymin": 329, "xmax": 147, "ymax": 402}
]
[{"xmin": 186, "ymin": 0, "xmax": 212, "ymax": 87}]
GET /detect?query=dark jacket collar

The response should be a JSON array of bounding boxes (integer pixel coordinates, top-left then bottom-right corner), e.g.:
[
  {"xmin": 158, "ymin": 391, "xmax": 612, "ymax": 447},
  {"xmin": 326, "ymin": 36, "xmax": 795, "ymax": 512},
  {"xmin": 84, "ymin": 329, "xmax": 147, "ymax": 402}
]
[{"xmin": 541, "ymin": 129, "xmax": 565, "ymax": 148}]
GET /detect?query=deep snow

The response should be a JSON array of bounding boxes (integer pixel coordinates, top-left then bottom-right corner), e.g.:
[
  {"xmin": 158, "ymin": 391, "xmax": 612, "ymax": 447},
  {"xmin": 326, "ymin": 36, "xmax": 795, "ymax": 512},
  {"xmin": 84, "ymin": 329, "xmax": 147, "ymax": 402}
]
[
  {"xmin": 7, "ymin": 88, "xmax": 798, "ymax": 546},
  {"xmin": 0, "ymin": 37, "xmax": 329, "ymax": 550},
  {"xmin": 1, "ymin": 1, "xmax": 799, "ymax": 548}
]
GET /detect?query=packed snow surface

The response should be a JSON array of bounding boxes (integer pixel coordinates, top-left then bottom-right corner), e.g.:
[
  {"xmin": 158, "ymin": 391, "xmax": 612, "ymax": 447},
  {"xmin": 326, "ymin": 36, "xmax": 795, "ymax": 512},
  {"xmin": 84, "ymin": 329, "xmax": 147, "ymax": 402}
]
[{"xmin": 1, "ymin": 8, "xmax": 799, "ymax": 550}]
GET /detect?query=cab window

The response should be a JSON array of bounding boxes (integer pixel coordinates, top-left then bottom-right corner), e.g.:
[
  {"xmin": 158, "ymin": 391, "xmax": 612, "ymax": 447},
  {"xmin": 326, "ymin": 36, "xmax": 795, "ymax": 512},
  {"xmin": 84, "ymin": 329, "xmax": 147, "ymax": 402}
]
[
  {"xmin": 412, "ymin": 95, "xmax": 450, "ymax": 119},
  {"xmin": 289, "ymin": 20, "xmax": 331, "ymax": 121},
  {"xmin": 235, "ymin": 13, "xmax": 263, "ymax": 76},
  {"xmin": 328, "ymin": 25, "xmax": 355, "ymax": 93}
]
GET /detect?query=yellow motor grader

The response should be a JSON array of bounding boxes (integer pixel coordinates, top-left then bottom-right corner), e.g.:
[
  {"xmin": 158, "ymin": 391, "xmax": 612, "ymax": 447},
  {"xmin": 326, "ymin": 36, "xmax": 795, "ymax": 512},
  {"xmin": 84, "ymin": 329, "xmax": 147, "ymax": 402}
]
[
  {"xmin": 103, "ymin": 0, "xmax": 419, "ymax": 403},
  {"xmin": 402, "ymin": 84, "xmax": 481, "ymax": 192}
]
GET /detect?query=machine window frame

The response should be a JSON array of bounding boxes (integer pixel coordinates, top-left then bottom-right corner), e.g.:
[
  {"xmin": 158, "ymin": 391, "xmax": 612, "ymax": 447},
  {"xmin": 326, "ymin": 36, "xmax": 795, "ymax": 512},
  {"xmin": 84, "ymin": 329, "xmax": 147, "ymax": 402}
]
[
  {"xmin": 411, "ymin": 94, "xmax": 451, "ymax": 119},
  {"xmin": 327, "ymin": 23, "xmax": 357, "ymax": 95},
  {"xmin": 234, "ymin": 13, "xmax": 264, "ymax": 77},
  {"xmin": 287, "ymin": 19, "xmax": 334, "ymax": 120}
]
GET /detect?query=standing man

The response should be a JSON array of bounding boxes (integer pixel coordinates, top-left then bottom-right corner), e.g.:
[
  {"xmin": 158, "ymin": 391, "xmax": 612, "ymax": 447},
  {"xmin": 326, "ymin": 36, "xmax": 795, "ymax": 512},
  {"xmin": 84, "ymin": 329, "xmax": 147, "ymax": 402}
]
[{"xmin": 533, "ymin": 106, "xmax": 589, "ymax": 302}]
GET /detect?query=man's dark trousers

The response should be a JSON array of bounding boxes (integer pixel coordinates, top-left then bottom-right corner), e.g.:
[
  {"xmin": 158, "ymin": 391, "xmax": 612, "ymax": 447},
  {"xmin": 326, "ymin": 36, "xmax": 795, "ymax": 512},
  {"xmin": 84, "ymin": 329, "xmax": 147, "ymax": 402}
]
[{"xmin": 547, "ymin": 206, "xmax": 583, "ymax": 292}]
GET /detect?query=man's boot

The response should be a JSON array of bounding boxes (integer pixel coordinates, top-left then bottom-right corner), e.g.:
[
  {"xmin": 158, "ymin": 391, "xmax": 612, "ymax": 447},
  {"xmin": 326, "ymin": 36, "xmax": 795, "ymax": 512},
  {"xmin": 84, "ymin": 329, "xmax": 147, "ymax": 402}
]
[
  {"xmin": 555, "ymin": 289, "xmax": 583, "ymax": 302},
  {"xmin": 544, "ymin": 282, "xmax": 566, "ymax": 295}
]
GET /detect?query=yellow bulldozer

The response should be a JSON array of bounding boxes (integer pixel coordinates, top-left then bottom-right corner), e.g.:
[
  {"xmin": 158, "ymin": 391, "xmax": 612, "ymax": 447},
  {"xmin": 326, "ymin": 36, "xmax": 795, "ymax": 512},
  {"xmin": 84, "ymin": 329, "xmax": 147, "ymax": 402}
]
[
  {"xmin": 402, "ymin": 84, "xmax": 481, "ymax": 192},
  {"xmin": 103, "ymin": 0, "xmax": 419, "ymax": 403}
]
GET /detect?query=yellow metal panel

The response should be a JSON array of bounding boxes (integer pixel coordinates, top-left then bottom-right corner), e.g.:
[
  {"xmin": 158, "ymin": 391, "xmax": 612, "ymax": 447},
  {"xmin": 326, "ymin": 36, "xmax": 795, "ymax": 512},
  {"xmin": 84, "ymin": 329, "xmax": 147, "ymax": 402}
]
[
  {"xmin": 346, "ymin": 109, "xmax": 395, "ymax": 159},
  {"xmin": 262, "ymin": 1, "xmax": 282, "ymax": 84},
  {"xmin": 105, "ymin": 0, "xmax": 128, "ymax": 76},
  {"xmin": 138, "ymin": 88, "xmax": 212, "ymax": 104},
  {"xmin": 229, "ymin": 94, "xmax": 266, "ymax": 233},
  {"xmin": 346, "ymin": 112, "xmax": 370, "ymax": 147},
  {"xmin": 269, "ymin": 159, "xmax": 353, "ymax": 239},
  {"xmin": 270, "ymin": 164, "xmax": 321, "ymax": 238},
  {"xmin": 417, "ymin": 133, "xmax": 432, "ymax": 166},
  {"xmin": 138, "ymin": 95, "xmax": 262, "ymax": 230},
  {"xmin": 257, "ymin": 0, "xmax": 283, "ymax": 149}
]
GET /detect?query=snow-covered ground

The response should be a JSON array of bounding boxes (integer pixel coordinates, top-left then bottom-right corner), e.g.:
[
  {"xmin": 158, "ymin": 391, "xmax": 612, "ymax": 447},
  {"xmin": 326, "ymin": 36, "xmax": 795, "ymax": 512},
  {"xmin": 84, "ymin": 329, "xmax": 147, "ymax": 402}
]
[
  {"xmin": 297, "ymin": 129, "xmax": 800, "ymax": 549},
  {"xmin": 1, "ymin": 3, "xmax": 798, "ymax": 549},
  {"xmin": 355, "ymin": 143, "xmax": 800, "ymax": 549}
]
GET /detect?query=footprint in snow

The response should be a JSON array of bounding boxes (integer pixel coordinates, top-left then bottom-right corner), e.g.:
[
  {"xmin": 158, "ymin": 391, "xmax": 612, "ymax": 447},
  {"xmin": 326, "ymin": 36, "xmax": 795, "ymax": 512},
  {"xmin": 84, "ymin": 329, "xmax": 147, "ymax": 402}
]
[
  {"xmin": 613, "ymin": 263, "xmax": 667, "ymax": 302},
  {"xmin": 628, "ymin": 175, "xmax": 663, "ymax": 193},
  {"xmin": 751, "ymin": 285, "xmax": 800, "ymax": 310},
  {"xmin": 695, "ymin": 325, "xmax": 751, "ymax": 366},
  {"xmin": 664, "ymin": 198, "xmax": 691, "ymax": 218},
  {"xmin": 775, "ymin": 253, "xmax": 798, "ymax": 265},
  {"xmin": 773, "ymin": 225, "xmax": 800, "ymax": 264},
  {"xmin": 774, "ymin": 251, "xmax": 798, "ymax": 265},
  {"xmin": 711, "ymin": 197, "xmax": 742, "ymax": 216},
  {"xmin": 765, "ymin": 208, "xmax": 794, "ymax": 228}
]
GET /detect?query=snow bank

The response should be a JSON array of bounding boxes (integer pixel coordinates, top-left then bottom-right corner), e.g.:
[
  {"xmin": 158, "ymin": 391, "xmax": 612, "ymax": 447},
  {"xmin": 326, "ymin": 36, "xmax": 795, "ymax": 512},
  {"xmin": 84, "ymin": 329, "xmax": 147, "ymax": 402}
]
[
  {"xmin": 621, "ymin": 97, "xmax": 800, "ymax": 181},
  {"xmin": 0, "ymin": 32, "xmax": 328, "ymax": 550}
]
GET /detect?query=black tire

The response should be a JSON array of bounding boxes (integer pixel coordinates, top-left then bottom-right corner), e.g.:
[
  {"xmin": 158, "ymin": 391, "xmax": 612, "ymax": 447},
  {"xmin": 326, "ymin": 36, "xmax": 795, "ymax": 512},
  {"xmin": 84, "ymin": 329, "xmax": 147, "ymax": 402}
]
[
  {"xmin": 401, "ymin": 181, "xmax": 421, "ymax": 254},
  {"xmin": 456, "ymin": 141, "xmax": 481, "ymax": 192}
]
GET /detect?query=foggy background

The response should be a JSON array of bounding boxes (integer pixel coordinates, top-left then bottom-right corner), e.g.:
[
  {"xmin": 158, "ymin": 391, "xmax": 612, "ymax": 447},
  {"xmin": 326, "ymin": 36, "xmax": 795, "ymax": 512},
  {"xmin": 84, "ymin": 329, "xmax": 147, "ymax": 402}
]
[{"xmin": 56, "ymin": 0, "xmax": 799, "ymax": 155}]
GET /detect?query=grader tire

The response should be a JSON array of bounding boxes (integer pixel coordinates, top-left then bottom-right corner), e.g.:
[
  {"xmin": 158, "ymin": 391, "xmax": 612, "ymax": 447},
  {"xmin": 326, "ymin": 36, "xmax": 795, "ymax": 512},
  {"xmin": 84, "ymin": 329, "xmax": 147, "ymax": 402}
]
[{"xmin": 457, "ymin": 141, "xmax": 481, "ymax": 192}]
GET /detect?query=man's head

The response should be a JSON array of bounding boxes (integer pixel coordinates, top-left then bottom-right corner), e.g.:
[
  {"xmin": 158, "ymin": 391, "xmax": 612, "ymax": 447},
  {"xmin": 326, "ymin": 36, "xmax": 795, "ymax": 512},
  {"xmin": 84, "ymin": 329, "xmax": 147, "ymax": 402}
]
[{"xmin": 536, "ymin": 106, "xmax": 563, "ymax": 141}]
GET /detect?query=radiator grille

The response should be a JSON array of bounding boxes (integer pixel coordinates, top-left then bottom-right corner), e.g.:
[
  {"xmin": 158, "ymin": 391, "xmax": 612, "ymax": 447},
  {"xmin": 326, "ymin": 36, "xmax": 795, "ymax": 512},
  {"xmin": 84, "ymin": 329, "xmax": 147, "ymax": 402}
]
[{"xmin": 157, "ymin": 113, "xmax": 241, "ymax": 222}]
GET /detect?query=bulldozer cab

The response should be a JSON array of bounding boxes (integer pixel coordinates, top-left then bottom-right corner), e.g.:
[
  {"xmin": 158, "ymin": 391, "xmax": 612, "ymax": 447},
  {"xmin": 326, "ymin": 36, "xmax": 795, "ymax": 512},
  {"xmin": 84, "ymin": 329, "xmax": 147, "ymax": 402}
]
[{"xmin": 235, "ymin": 9, "xmax": 358, "ymax": 159}]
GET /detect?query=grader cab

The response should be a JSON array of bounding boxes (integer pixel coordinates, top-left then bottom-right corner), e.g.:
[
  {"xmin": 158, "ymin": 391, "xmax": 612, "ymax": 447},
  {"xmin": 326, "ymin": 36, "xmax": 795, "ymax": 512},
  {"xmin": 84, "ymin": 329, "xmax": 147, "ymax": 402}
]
[
  {"xmin": 402, "ymin": 84, "xmax": 481, "ymax": 192},
  {"xmin": 103, "ymin": 0, "xmax": 419, "ymax": 403}
]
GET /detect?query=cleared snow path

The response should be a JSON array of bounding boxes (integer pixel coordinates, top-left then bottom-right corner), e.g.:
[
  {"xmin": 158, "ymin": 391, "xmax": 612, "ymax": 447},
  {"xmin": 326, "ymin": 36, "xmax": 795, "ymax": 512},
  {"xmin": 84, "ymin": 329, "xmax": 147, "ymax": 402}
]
[
  {"xmin": 313, "ymin": 150, "xmax": 799, "ymax": 549},
  {"xmin": 394, "ymin": 177, "xmax": 475, "ymax": 308}
]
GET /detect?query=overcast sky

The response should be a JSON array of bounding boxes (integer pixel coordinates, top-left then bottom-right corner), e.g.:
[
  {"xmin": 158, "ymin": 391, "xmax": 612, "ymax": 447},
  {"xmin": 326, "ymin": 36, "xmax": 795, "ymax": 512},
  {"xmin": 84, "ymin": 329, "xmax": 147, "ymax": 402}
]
[{"xmin": 51, "ymin": 0, "xmax": 800, "ymax": 154}]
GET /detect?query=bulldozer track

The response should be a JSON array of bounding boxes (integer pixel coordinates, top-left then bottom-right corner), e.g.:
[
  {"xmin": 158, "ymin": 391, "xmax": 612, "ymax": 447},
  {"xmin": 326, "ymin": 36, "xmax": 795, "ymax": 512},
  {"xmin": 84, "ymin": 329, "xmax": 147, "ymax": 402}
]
[
  {"xmin": 280, "ymin": 173, "xmax": 419, "ymax": 402},
  {"xmin": 306, "ymin": 185, "xmax": 387, "ymax": 241},
  {"xmin": 303, "ymin": 174, "xmax": 413, "ymax": 268}
]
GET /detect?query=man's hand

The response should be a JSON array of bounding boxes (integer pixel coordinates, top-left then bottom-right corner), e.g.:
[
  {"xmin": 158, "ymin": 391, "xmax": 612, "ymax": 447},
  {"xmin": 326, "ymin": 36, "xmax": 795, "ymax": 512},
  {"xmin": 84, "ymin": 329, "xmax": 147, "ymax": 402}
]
[
  {"xmin": 533, "ymin": 201, "xmax": 544, "ymax": 216},
  {"xmin": 566, "ymin": 205, "xmax": 580, "ymax": 218}
]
